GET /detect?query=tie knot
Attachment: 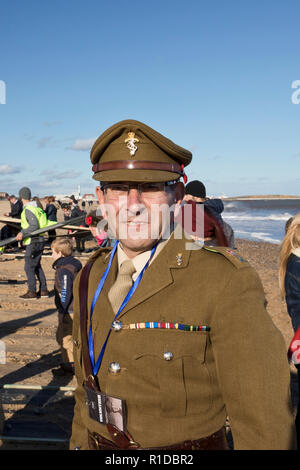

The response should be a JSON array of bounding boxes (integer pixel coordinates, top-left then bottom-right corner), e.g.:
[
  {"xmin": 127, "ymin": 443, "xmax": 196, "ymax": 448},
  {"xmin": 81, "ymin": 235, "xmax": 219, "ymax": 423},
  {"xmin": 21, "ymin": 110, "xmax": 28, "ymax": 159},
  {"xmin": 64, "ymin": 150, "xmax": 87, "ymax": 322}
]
[{"xmin": 119, "ymin": 259, "xmax": 136, "ymax": 277}]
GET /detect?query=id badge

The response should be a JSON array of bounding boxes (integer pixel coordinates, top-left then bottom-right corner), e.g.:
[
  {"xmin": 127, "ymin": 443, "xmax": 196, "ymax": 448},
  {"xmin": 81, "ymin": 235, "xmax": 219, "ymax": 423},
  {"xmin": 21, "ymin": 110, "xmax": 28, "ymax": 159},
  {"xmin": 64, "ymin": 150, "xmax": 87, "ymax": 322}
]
[{"xmin": 84, "ymin": 385, "xmax": 127, "ymax": 432}]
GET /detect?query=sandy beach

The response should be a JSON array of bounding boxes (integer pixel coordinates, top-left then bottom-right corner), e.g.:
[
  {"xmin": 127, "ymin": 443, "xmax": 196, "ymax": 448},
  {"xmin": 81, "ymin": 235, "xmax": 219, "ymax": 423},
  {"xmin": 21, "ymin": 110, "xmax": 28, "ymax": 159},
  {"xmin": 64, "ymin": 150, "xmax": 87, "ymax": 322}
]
[{"xmin": 0, "ymin": 199, "xmax": 298, "ymax": 448}]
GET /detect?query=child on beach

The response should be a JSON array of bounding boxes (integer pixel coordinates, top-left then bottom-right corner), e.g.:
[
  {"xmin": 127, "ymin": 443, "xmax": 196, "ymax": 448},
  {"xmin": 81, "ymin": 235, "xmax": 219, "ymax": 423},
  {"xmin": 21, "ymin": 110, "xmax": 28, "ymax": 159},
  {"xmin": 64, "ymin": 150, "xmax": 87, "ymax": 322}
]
[{"xmin": 51, "ymin": 238, "xmax": 82, "ymax": 377}]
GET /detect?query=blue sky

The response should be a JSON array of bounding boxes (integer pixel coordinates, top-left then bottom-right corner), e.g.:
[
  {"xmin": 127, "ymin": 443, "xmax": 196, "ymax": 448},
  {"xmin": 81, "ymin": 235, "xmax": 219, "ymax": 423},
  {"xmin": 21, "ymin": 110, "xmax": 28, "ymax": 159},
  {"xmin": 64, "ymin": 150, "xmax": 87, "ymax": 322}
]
[{"xmin": 0, "ymin": 0, "xmax": 300, "ymax": 197}]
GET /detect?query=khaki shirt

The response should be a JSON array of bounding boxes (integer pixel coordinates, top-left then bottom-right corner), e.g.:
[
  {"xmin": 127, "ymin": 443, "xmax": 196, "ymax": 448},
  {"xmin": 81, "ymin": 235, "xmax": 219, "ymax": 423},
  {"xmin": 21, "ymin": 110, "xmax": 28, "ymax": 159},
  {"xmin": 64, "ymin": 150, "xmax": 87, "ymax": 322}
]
[{"xmin": 70, "ymin": 231, "xmax": 296, "ymax": 450}]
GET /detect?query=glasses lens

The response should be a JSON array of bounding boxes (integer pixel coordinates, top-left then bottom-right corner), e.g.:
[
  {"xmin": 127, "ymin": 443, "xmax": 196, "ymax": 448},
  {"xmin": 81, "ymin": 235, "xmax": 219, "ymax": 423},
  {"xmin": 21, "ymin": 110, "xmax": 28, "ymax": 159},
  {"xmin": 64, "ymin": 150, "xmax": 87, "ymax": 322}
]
[
  {"xmin": 103, "ymin": 182, "xmax": 169, "ymax": 199},
  {"xmin": 139, "ymin": 183, "xmax": 165, "ymax": 197}
]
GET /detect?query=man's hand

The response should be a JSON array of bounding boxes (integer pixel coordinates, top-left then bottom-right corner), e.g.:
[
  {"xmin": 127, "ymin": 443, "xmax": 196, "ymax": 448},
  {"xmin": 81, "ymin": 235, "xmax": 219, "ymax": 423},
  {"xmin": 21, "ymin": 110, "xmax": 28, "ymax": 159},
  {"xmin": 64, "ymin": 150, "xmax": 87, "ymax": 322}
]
[
  {"xmin": 4, "ymin": 212, "xmax": 9, "ymax": 217},
  {"xmin": 16, "ymin": 232, "xmax": 23, "ymax": 241}
]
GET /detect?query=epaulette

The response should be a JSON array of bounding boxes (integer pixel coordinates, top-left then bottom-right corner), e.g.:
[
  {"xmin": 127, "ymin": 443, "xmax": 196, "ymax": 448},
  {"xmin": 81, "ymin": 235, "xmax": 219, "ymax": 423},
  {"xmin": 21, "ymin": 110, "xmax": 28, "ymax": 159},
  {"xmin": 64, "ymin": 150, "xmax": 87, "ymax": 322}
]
[{"xmin": 203, "ymin": 246, "xmax": 249, "ymax": 269}]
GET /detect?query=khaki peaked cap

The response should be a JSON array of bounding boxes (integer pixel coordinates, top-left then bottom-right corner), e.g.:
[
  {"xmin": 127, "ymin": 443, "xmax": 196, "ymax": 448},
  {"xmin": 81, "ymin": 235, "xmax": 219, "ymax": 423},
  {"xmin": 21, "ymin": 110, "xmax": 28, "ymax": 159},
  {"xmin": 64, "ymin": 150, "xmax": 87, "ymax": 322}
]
[{"xmin": 91, "ymin": 119, "xmax": 192, "ymax": 182}]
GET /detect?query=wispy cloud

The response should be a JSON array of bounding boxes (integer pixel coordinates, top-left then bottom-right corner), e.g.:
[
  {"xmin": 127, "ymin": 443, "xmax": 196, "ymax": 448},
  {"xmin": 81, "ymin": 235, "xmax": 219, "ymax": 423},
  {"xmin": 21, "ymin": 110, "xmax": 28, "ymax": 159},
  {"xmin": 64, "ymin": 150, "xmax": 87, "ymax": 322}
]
[
  {"xmin": 0, "ymin": 177, "xmax": 17, "ymax": 185},
  {"xmin": 210, "ymin": 155, "xmax": 224, "ymax": 161},
  {"xmin": 39, "ymin": 169, "xmax": 82, "ymax": 180},
  {"xmin": 0, "ymin": 165, "xmax": 21, "ymax": 174},
  {"xmin": 67, "ymin": 138, "xmax": 96, "ymax": 151},
  {"xmin": 43, "ymin": 121, "xmax": 62, "ymax": 127},
  {"xmin": 37, "ymin": 136, "xmax": 60, "ymax": 148},
  {"xmin": 22, "ymin": 133, "xmax": 35, "ymax": 141}
]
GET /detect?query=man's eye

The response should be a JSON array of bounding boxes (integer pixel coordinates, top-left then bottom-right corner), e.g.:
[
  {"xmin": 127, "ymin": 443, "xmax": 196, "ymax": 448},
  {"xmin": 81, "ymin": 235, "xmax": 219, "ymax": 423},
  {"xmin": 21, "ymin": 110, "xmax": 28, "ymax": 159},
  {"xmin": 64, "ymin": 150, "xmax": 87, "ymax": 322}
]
[
  {"xmin": 111, "ymin": 185, "xmax": 128, "ymax": 192},
  {"xmin": 142, "ymin": 184, "xmax": 161, "ymax": 192}
]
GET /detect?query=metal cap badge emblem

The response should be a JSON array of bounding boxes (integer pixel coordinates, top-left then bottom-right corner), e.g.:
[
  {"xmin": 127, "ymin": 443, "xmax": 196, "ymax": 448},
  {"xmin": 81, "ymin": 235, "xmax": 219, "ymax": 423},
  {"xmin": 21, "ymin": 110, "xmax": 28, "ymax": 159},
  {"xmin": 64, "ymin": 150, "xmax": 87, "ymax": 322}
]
[{"xmin": 125, "ymin": 131, "xmax": 139, "ymax": 157}]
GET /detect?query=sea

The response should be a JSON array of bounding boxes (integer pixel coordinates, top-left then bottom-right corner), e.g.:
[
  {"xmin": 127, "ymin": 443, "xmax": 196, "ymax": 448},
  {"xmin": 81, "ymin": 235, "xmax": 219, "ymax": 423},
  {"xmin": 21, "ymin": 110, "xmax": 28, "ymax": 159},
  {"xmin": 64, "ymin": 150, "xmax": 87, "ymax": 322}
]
[{"xmin": 222, "ymin": 198, "xmax": 300, "ymax": 245}]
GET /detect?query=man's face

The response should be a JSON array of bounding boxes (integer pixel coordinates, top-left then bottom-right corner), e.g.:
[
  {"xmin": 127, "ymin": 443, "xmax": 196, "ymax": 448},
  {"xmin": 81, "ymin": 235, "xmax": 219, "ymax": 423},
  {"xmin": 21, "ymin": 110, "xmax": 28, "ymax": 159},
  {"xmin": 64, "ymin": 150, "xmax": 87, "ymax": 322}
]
[
  {"xmin": 96, "ymin": 181, "xmax": 183, "ymax": 256},
  {"xmin": 63, "ymin": 208, "xmax": 71, "ymax": 216}
]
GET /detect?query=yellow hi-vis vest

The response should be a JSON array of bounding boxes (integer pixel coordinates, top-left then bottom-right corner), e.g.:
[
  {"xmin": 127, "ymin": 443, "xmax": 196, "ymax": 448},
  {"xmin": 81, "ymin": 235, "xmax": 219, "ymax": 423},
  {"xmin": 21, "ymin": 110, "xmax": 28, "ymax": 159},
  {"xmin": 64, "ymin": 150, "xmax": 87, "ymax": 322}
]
[{"xmin": 20, "ymin": 205, "xmax": 56, "ymax": 245}]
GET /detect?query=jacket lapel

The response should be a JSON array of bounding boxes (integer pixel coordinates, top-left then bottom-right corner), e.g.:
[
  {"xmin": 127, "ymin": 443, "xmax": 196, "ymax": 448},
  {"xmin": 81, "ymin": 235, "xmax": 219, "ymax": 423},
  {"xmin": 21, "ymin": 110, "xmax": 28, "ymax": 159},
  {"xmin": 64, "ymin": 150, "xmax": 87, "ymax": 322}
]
[{"xmin": 90, "ymin": 249, "xmax": 118, "ymax": 336}]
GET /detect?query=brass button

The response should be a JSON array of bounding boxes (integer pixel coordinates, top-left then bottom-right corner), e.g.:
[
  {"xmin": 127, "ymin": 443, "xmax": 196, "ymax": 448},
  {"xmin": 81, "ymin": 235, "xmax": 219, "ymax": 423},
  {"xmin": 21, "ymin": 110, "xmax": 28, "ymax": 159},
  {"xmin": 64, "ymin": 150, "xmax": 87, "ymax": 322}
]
[
  {"xmin": 163, "ymin": 351, "xmax": 173, "ymax": 361},
  {"xmin": 109, "ymin": 362, "xmax": 121, "ymax": 374}
]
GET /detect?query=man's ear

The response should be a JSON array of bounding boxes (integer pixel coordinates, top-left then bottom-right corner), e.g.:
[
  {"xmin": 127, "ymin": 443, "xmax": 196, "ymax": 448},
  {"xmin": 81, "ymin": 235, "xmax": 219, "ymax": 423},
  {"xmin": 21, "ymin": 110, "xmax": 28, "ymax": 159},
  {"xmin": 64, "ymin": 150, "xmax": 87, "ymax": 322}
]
[
  {"xmin": 174, "ymin": 181, "xmax": 185, "ymax": 204},
  {"xmin": 95, "ymin": 186, "xmax": 107, "ymax": 218}
]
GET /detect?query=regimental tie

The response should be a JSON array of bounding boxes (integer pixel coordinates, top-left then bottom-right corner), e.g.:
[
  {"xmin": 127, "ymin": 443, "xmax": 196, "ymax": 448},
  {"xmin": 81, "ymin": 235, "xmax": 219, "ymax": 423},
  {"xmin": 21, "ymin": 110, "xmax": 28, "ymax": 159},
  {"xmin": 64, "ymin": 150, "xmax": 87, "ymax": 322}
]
[{"xmin": 108, "ymin": 259, "xmax": 136, "ymax": 314}]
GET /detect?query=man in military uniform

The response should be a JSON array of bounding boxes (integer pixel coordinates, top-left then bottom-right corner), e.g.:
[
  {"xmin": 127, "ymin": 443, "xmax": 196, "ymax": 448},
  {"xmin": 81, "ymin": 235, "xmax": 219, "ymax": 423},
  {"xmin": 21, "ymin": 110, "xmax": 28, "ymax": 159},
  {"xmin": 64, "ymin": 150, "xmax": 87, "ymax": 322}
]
[{"xmin": 70, "ymin": 119, "xmax": 296, "ymax": 450}]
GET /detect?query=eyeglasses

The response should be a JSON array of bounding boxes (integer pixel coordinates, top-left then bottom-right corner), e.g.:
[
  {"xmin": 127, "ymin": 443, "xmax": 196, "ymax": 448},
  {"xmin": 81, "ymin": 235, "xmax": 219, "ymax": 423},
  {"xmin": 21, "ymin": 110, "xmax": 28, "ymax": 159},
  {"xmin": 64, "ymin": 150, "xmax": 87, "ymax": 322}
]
[{"xmin": 101, "ymin": 182, "xmax": 176, "ymax": 199}]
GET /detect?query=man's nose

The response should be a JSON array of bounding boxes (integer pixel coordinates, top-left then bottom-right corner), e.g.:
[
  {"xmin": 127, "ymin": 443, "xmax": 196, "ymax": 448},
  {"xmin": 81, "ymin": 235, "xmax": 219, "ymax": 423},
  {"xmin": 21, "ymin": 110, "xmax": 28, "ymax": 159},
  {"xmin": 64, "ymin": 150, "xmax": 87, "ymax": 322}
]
[
  {"xmin": 127, "ymin": 188, "xmax": 142, "ymax": 205},
  {"xmin": 127, "ymin": 189, "xmax": 145, "ymax": 216}
]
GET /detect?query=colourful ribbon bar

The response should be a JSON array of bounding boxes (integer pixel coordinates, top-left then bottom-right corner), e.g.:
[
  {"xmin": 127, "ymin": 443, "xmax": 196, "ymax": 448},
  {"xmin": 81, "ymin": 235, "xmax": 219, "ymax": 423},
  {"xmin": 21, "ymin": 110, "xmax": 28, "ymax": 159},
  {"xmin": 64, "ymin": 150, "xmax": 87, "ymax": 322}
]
[{"xmin": 123, "ymin": 322, "xmax": 210, "ymax": 331}]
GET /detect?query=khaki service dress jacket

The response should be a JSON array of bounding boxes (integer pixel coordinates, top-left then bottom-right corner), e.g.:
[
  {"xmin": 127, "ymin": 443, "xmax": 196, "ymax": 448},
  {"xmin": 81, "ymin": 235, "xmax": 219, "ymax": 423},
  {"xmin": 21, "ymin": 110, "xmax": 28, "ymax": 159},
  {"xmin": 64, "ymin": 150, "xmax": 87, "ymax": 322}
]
[{"xmin": 70, "ymin": 232, "xmax": 295, "ymax": 450}]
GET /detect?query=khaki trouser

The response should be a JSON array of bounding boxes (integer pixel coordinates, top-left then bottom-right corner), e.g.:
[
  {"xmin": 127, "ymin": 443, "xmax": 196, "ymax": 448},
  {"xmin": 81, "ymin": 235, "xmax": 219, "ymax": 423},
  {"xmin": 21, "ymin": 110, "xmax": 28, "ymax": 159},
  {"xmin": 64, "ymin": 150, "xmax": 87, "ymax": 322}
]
[{"xmin": 56, "ymin": 313, "xmax": 74, "ymax": 364}]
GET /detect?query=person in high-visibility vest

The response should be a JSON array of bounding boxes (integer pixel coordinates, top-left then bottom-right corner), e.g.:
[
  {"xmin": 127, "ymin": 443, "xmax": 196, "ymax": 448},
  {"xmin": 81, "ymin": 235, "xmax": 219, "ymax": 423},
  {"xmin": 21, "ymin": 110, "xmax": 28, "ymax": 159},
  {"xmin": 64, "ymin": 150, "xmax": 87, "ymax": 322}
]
[{"xmin": 16, "ymin": 187, "xmax": 50, "ymax": 300}]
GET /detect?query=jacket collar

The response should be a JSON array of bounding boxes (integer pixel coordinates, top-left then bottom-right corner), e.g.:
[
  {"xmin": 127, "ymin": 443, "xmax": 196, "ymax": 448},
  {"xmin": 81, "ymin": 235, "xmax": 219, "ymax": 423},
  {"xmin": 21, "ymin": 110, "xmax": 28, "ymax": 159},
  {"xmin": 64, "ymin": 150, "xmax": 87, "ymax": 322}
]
[
  {"xmin": 52, "ymin": 255, "xmax": 74, "ymax": 269},
  {"xmin": 99, "ymin": 226, "xmax": 193, "ymax": 320}
]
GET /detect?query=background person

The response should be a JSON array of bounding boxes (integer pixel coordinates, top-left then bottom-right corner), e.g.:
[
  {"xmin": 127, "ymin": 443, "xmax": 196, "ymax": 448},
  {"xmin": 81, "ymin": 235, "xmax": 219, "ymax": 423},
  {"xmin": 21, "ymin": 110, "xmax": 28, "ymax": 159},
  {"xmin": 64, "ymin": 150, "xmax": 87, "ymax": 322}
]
[
  {"xmin": 285, "ymin": 216, "xmax": 295, "ymax": 234},
  {"xmin": 85, "ymin": 209, "xmax": 110, "ymax": 248},
  {"xmin": 177, "ymin": 200, "xmax": 229, "ymax": 246},
  {"xmin": 184, "ymin": 180, "xmax": 235, "ymax": 248},
  {"xmin": 51, "ymin": 238, "xmax": 82, "ymax": 376},
  {"xmin": 0, "ymin": 195, "xmax": 23, "ymax": 252},
  {"xmin": 45, "ymin": 196, "xmax": 58, "ymax": 245},
  {"xmin": 16, "ymin": 186, "xmax": 49, "ymax": 299},
  {"xmin": 62, "ymin": 202, "xmax": 87, "ymax": 254},
  {"xmin": 279, "ymin": 213, "xmax": 300, "ymax": 448},
  {"xmin": 32, "ymin": 196, "xmax": 44, "ymax": 210},
  {"xmin": 4, "ymin": 194, "xmax": 23, "ymax": 218}
]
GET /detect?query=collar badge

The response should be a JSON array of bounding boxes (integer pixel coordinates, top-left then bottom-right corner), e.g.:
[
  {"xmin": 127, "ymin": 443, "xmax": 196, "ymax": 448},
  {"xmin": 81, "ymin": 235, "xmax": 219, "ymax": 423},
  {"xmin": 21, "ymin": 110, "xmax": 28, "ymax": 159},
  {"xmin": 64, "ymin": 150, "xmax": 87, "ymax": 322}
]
[{"xmin": 176, "ymin": 253, "xmax": 183, "ymax": 266}]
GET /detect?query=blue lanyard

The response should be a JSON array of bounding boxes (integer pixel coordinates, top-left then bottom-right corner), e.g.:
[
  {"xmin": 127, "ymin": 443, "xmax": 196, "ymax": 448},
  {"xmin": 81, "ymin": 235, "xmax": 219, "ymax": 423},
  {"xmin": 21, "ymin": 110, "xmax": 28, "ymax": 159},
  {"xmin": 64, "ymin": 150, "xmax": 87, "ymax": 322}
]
[{"xmin": 88, "ymin": 240, "xmax": 158, "ymax": 377}]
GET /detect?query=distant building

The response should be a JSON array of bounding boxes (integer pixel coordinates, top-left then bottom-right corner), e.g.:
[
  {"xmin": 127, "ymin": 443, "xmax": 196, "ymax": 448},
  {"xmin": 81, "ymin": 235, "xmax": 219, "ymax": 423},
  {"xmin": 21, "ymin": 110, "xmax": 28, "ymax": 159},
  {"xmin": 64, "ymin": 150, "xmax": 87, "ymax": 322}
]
[
  {"xmin": 0, "ymin": 192, "xmax": 9, "ymax": 200},
  {"xmin": 82, "ymin": 193, "xmax": 96, "ymax": 201}
]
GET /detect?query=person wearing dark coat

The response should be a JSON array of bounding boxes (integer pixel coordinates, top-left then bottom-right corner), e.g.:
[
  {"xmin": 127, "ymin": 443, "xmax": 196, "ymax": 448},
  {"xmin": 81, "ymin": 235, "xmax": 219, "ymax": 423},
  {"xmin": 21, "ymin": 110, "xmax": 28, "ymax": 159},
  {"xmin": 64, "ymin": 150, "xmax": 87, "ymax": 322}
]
[
  {"xmin": 45, "ymin": 196, "xmax": 57, "ymax": 244},
  {"xmin": 61, "ymin": 203, "xmax": 87, "ymax": 253},
  {"xmin": 5, "ymin": 195, "xmax": 23, "ymax": 218},
  {"xmin": 279, "ymin": 214, "xmax": 300, "ymax": 449},
  {"xmin": 0, "ymin": 195, "xmax": 23, "ymax": 250},
  {"xmin": 184, "ymin": 180, "xmax": 235, "ymax": 248},
  {"xmin": 51, "ymin": 238, "xmax": 82, "ymax": 376}
]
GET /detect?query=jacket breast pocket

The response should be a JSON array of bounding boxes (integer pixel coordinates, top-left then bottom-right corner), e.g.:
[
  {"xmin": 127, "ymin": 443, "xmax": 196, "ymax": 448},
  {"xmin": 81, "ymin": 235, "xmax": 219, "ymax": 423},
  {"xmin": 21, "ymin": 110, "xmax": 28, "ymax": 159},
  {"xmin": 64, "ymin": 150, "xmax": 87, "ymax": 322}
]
[{"xmin": 132, "ymin": 332, "xmax": 211, "ymax": 418}]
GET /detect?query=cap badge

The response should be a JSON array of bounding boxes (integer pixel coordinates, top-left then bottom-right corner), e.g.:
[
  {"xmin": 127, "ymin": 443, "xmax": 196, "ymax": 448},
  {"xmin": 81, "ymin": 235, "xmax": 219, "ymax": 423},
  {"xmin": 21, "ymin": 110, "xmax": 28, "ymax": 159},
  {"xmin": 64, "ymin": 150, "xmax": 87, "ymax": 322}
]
[{"xmin": 125, "ymin": 132, "xmax": 139, "ymax": 157}]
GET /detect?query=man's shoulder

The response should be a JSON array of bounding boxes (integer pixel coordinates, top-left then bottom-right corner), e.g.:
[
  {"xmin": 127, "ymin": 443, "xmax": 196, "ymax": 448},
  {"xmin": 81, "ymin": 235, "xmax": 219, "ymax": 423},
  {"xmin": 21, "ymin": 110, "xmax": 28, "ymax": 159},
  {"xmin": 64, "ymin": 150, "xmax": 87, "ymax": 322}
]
[
  {"xmin": 192, "ymin": 244, "xmax": 250, "ymax": 269},
  {"xmin": 73, "ymin": 247, "xmax": 113, "ymax": 293},
  {"xmin": 86, "ymin": 246, "xmax": 113, "ymax": 264}
]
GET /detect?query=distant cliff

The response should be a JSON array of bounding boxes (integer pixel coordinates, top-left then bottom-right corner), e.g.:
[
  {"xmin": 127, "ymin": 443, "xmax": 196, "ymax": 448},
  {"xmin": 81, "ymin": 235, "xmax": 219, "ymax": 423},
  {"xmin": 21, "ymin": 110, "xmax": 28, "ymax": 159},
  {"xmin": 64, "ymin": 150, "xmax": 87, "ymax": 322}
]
[{"xmin": 225, "ymin": 195, "xmax": 300, "ymax": 200}]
